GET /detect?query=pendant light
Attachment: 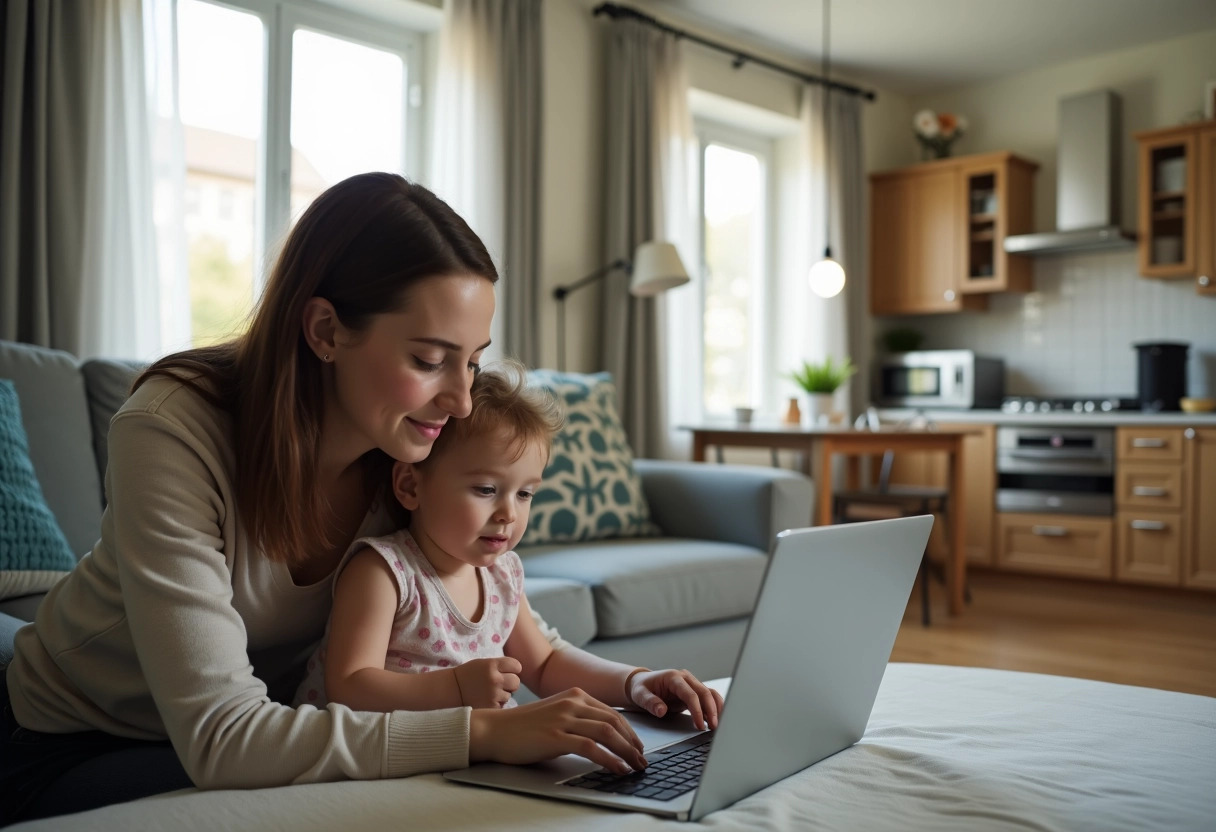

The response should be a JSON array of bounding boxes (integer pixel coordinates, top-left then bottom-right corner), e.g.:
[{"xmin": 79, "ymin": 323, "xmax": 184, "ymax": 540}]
[{"xmin": 808, "ymin": 0, "xmax": 845, "ymax": 299}]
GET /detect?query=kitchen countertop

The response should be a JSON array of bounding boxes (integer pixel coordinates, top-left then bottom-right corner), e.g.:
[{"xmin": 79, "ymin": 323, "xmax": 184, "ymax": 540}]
[{"xmin": 877, "ymin": 408, "xmax": 1216, "ymax": 427}]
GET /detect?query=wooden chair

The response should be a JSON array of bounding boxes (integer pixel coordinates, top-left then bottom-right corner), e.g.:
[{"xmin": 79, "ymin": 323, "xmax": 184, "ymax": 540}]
[{"xmin": 832, "ymin": 450, "xmax": 950, "ymax": 626}]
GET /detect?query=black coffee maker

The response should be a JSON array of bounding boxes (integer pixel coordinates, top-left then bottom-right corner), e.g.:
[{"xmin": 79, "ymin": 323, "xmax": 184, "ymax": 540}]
[{"xmin": 1134, "ymin": 342, "xmax": 1189, "ymax": 412}]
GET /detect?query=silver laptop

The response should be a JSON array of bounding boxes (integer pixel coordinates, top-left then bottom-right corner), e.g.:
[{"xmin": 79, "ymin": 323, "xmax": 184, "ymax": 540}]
[{"xmin": 444, "ymin": 515, "xmax": 933, "ymax": 821}]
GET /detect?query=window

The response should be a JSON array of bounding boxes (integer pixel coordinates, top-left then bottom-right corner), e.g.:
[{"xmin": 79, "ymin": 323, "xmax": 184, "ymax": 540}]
[
  {"xmin": 174, "ymin": 0, "xmax": 424, "ymax": 347},
  {"xmin": 696, "ymin": 122, "xmax": 776, "ymax": 419}
]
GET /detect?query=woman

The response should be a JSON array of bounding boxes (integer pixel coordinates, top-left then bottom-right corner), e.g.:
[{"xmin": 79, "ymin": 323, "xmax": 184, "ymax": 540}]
[{"xmin": 1, "ymin": 174, "xmax": 649, "ymax": 825}]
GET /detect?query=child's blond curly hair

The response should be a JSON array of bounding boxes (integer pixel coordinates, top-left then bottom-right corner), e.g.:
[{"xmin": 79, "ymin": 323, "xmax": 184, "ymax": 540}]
[{"xmin": 418, "ymin": 360, "xmax": 564, "ymax": 467}]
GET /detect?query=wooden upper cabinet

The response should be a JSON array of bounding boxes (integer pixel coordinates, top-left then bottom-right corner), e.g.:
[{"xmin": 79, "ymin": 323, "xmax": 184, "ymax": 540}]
[
  {"xmin": 869, "ymin": 151, "xmax": 1037, "ymax": 316},
  {"xmin": 904, "ymin": 166, "xmax": 971, "ymax": 313},
  {"xmin": 957, "ymin": 156, "xmax": 1037, "ymax": 294},
  {"xmin": 1198, "ymin": 126, "xmax": 1216, "ymax": 296},
  {"xmin": 1136, "ymin": 125, "xmax": 1198, "ymax": 278},
  {"xmin": 1135, "ymin": 120, "xmax": 1216, "ymax": 295},
  {"xmin": 869, "ymin": 174, "xmax": 909, "ymax": 316}
]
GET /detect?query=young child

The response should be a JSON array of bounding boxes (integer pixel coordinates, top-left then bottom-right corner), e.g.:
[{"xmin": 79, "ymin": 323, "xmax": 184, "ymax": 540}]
[{"xmin": 294, "ymin": 363, "xmax": 723, "ymax": 743}]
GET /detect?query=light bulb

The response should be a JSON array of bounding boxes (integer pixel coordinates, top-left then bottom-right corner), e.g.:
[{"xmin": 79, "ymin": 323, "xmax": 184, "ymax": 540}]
[{"xmin": 808, "ymin": 256, "xmax": 845, "ymax": 298}]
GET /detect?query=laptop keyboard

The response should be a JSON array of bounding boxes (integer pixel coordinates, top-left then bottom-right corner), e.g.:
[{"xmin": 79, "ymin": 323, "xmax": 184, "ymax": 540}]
[{"xmin": 563, "ymin": 735, "xmax": 712, "ymax": 801}]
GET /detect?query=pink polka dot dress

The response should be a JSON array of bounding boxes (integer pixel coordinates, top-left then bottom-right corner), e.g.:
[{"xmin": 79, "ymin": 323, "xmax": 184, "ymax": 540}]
[{"xmin": 293, "ymin": 528, "xmax": 525, "ymax": 709}]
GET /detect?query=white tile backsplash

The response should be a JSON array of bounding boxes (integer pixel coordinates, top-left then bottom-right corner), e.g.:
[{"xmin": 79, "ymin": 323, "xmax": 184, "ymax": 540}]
[{"xmin": 884, "ymin": 250, "xmax": 1216, "ymax": 398}]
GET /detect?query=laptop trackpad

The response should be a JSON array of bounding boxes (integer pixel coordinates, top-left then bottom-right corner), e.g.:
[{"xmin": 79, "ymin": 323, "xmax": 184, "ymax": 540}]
[{"xmin": 626, "ymin": 708, "xmax": 705, "ymax": 754}]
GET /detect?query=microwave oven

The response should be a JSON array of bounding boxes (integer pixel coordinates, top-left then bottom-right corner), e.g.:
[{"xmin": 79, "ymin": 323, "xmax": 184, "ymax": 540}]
[{"xmin": 875, "ymin": 350, "xmax": 1005, "ymax": 410}]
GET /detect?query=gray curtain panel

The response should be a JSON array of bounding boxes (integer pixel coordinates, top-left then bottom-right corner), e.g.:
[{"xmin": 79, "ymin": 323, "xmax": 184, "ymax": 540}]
[
  {"xmin": 0, "ymin": 0, "xmax": 90, "ymax": 351},
  {"xmin": 499, "ymin": 0, "xmax": 542, "ymax": 368},
  {"xmin": 826, "ymin": 93, "xmax": 868, "ymax": 419},
  {"xmin": 600, "ymin": 19, "xmax": 683, "ymax": 459}
]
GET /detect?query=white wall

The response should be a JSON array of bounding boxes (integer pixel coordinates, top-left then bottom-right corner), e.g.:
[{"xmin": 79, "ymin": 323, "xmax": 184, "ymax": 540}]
[{"xmin": 880, "ymin": 27, "xmax": 1216, "ymax": 399}]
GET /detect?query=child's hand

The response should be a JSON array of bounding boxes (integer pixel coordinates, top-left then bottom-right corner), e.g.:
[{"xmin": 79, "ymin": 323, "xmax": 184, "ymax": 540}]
[
  {"xmin": 454, "ymin": 657, "xmax": 523, "ymax": 708},
  {"xmin": 627, "ymin": 669, "xmax": 724, "ymax": 731}
]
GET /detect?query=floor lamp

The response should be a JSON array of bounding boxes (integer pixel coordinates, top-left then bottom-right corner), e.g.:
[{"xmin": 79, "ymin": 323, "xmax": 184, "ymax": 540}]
[{"xmin": 553, "ymin": 241, "xmax": 690, "ymax": 371}]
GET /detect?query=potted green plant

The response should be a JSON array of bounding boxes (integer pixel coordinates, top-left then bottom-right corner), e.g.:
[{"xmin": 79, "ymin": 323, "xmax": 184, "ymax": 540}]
[{"xmin": 788, "ymin": 356, "xmax": 857, "ymax": 425}]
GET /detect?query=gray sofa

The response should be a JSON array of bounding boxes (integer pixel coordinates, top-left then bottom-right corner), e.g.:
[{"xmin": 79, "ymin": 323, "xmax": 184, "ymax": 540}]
[{"xmin": 0, "ymin": 339, "xmax": 814, "ymax": 689}]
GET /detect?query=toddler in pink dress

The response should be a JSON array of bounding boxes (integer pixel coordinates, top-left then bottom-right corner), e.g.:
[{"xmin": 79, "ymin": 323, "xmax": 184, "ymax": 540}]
[
  {"xmin": 294, "ymin": 528, "xmax": 525, "ymax": 708},
  {"xmin": 295, "ymin": 364, "xmax": 725, "ymax": 733}
]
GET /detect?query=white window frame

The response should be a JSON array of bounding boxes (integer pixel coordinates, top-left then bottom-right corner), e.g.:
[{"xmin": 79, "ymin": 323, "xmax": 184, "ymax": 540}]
[
  {"xmin": 185, "ymin": 0, "xmax": 426, "ymax": 292},
  {"xmin": 694, "ymin": 118, "xmax": 779, "ymax": 420}
]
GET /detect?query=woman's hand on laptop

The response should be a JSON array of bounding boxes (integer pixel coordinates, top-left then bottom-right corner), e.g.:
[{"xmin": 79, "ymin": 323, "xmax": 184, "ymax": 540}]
[
  {"xmin": 468, "ymin": 688, "xmax": 648, "ymax": 774},
  {"xmin": 627, "ymin": 669, "xmax": 724, "ymax": 731}
]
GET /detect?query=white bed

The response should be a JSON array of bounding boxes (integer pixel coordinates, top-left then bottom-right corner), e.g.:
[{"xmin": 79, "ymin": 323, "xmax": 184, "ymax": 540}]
[{"xmin": 15, "ymin": 663, "xmax": 1215, "ymax": 831}]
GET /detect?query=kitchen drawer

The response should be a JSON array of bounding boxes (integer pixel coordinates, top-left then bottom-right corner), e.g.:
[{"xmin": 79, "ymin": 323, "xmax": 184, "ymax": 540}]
[
  {"xmin": 1116, "ymin": 463, "xmax": 1184, "ymax": 510},
  {"xmin": 1115, "ymin": 510, "xmax": 1182, "ymax": 586},
  {"xmin": 1116, "ymin": 427, "xmax": 1183, "ymax": 463},
  {"xmin": 996, "ymin": 513, "xmax": 1112, "ymax": 579}
]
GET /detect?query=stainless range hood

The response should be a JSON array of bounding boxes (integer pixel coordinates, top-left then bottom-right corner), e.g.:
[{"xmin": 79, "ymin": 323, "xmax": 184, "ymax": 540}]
[{"xmin": 1003, "ymin": 90, "xmax": 1136, "ymax": 255}]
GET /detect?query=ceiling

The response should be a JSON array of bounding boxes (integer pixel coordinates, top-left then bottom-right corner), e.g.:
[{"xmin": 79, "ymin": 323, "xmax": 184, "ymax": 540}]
[{"xmin": 650, "ymin": 0, "xmax": 1216, "ymax": 96}]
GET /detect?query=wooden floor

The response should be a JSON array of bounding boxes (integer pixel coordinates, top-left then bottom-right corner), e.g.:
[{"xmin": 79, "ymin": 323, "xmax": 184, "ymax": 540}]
[{"xmin": 891, "ymin": 570, "xmax": 1216, "ymax": 698}]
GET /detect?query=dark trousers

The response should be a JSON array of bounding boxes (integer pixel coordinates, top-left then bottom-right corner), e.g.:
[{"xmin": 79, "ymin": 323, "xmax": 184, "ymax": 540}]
[{"xmin": 1, "ymin": 670, "xmax": 194, "ymax": 827}]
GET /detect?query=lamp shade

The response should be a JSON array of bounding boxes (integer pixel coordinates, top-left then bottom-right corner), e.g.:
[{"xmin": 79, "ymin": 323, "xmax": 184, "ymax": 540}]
[
  {"xmin": 629, "ymin": 241, "xmax": 690, "ymax": 297},
  {"xmin": 809, "ymin": 255, "xmax": 846, "ymax": 299}
]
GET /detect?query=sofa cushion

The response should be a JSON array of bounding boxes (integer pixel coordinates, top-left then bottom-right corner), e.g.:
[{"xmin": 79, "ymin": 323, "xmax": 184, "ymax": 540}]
[
  {"xmin": 0, "ymin": 340, "xmax": 101, "ymax": 558},
  {"xmin": 522, "ymin": 577, "xmax": 597, "ymax": 648},
  {"xmin": 0, "ymin": 380, "xmax": 76, "ymax": 600},
  {"xmin": 81, "ymin": 357, "xmax": 145, "ymax": 491},
  {"xmin": 0, "ymin": 592, "xmax": 43, "ymax": 622},
  {"xmin": 519, "ymin": 539, "xmax": 767, "ymax": 638},
  {"xmin": 521, "ymin": 370, "xmax": 658, "ymax": 546}
]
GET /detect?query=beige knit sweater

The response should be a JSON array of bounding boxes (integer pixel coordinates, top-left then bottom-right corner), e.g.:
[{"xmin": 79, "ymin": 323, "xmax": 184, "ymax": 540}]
[{"xmin": 7, "ymin": 375, "xmax": 561, "ymax": 789}]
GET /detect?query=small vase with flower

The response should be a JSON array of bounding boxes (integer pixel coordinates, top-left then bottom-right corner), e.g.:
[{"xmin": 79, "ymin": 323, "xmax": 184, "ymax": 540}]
[{"xmin": 914, "ymin": 109, "xmax": 968, "ymax": 160}]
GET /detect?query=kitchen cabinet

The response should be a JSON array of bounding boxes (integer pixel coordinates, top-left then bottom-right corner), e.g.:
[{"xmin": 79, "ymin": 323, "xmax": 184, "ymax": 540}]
[
  {"xmin": 1182, "ymin": 427, "xmax": 1216, "ymax": 589},
  {"xmin": 1134, "ymin": 120, "xmax": 1216, "ymax": 295},
  {"xmin": 869, "ymin": 152, "xmax": 1037, "ymax": 316},
  {"xmin": 884, "ymin": 423, "xmax": 996, "ymax": 566},
  {"xmin": 1199, "ymin": 127, "xmax": 1216, "ymax": 296},
  {"xmin": 957, "ymin": 157, "xmax": 1036, "ymax": 295},
  {"xmin": 996, "ymin": 513, "xmax": 1113, "ymax": 579},
  {"xmin": 1115, "ymin": 426, "xmax": 1216, "ymax": 590}
]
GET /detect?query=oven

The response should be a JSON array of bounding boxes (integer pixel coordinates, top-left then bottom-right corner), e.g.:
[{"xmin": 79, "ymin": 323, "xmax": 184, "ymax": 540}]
[{"xmin": 996, "ymin": 426, "xmax": 1115, "ymax": 516}]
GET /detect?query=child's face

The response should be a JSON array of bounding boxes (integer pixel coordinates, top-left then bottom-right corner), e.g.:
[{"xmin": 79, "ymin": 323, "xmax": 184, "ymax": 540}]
[{"xmin": 397, "ymin": 429, "xmax": 547, "ymax": 569}]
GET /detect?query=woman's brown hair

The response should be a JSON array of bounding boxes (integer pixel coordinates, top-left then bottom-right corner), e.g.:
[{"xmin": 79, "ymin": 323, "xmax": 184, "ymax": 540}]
[{"xmin": 134, "ymin": 173, "xmax": 498, "ymax": 566}]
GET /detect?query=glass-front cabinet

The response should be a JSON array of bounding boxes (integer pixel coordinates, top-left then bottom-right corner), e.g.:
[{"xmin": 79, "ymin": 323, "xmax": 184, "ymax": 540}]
[
  {"xmin": 1135, "ymin": 120, "xmax": 1216, "ymax": 295},
  {"xmin": 957, "ymin": 155, "xmax": 1037, "ymax": 295}
]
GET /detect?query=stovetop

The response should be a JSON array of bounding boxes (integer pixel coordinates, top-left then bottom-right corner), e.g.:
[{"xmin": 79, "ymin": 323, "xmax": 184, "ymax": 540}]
[{"xmin": 1000, "ymin": 395, "xmax": 1140, "ymax": 415}]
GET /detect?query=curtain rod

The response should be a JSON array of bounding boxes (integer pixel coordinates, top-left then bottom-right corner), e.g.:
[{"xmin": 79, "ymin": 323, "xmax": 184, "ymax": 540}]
[{"xmin": 591, "ymin": 2, "xmax": 877, "ymax": 102}]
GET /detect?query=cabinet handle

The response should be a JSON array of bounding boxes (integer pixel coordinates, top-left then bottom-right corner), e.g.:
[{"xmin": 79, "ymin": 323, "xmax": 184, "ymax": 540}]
[
  {"xmin": 1185, "ymin": 428, "xmax": 1196, "ymax": 440},
  {"xmin": 1200, "ymin": 275, "xmax": 1211, "ymax": 287},
  {"xmin": 1131, "ymin": 486, "xmax": 1167, "ymax": 497},
  {"xmin": 1031, "ymin": 525, "xmax": 1068, "ymax": 537},
  {"xmin": 943, "ymin": 289, "xmax": 956, "ymax": 302},
  {"xmin": 1130, "ymin": 520, "xmax": 1167, "ymax": 532},
  {"xmin": 1131, "ymin": 437, "xmax": 1166, "ymax": 448}
]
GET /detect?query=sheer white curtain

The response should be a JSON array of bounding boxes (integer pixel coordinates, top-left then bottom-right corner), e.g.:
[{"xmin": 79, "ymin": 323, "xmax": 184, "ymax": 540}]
[
  {"xmin": 773, "ymin": 83, "xmax": 863, "ymax": 420},
  {"xmin": 78, "ymin": 0, "xmax": 184, "ymax": 361},
  {"xmin": 430, "ymin": 0, "xmax": 542, "ymax": 366},
  {"xmin": 654, "ymin": 49, "xmax": 699, "ymax": 460}
]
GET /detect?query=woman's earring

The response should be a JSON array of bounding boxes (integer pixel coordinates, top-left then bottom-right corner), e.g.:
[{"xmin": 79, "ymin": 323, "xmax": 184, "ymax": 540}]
[{"xmin": 322, "ymin": 353, "xmax": 331, "ymax": 362}]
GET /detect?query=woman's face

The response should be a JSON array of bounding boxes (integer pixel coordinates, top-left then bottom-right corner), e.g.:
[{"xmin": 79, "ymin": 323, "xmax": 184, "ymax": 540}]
[{"xmin": 327, "ymin": 273, "xmax": 495, "ymax": 465}]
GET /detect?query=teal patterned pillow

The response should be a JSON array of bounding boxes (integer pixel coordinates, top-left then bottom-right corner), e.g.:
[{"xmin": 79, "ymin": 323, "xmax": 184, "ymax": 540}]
[
  {"xmin": 521, "ymin": 371, "xmax": 659, "ymax": 545},
  {"xmin": 1, "ymin": 379, "xmax": 77, "ymax": 599}
]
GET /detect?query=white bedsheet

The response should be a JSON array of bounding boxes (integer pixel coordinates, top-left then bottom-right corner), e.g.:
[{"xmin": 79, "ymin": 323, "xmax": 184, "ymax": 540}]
[{"xmin": 16, "ymin": 664, "xmax": 1215, "ymax": 831}]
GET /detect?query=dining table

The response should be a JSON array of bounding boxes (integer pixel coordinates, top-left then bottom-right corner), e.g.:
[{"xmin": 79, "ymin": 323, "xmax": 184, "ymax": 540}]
[{"xmin": 683, "ymin": 423, "xmax": 977, "ymax": 616}]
